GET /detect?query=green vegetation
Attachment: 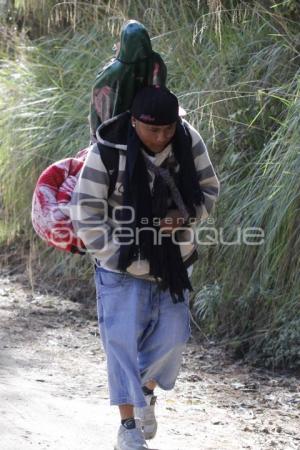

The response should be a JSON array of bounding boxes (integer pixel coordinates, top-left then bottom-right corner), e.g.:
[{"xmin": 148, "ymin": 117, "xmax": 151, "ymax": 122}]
[{"xmin": 0, "ymin": 1, "xmax": 299, "ymax": 369}]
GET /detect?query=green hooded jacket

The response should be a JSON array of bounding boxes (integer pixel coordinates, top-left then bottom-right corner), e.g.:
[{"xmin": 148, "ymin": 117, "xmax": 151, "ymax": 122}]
[{"xmin": 89, "ymin": 20, "xmax": 167, "ymax": 141}]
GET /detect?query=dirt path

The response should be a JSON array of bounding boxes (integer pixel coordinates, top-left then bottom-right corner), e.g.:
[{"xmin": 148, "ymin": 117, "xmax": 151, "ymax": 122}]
[{"xmin": 0, "ymin": 272, "xmax": 299, "ymax": 450}]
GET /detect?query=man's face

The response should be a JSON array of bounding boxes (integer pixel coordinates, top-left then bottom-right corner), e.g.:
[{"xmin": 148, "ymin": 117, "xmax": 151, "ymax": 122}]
[{"xmin": 131, "ymin": 118, "xmax": 177, "ymax": 153}]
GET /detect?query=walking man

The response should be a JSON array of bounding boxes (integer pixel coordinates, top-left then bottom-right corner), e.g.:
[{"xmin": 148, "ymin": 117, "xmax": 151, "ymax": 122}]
[{"xmin": 70, "ymin": 86, "xmax": 220, "ymax": 449}]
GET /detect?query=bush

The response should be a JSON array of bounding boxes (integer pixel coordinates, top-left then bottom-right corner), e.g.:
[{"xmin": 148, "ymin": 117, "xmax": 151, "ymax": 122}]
[{"xmin": 1, "ymin": 0, "xmax": 299, "ymax": 368}]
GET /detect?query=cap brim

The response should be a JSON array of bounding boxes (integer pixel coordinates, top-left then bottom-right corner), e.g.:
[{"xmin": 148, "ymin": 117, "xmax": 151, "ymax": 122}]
[{"xmin": 179, "ymin": 105, "xmax": 187, "ymax": 117}]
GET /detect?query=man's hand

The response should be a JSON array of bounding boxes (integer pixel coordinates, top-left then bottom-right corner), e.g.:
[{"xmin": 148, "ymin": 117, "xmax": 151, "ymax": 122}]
[{"xmin": 159, "ymin": 209, "xmax": 186, "ymax": 234}]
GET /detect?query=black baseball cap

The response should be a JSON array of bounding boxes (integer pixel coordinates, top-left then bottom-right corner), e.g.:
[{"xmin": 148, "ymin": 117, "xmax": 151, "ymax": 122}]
[{"xmin": 131, "ymin": 85, "xmax": 179, "ymax": 125}]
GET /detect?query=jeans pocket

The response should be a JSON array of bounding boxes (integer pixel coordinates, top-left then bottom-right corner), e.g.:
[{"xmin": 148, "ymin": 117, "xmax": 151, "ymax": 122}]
[{"xmin": 97, "ymin": 267, "xmax": 127, "ymax": 288}]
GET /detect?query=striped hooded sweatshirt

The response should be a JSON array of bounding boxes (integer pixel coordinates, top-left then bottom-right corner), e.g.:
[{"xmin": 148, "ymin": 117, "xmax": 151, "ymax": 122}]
[{"xmin": 70, "ymin": 112, "xmax": 220, "ymax": 278}]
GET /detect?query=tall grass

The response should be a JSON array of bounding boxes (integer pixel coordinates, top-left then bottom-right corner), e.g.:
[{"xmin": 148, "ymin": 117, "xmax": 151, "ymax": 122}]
[
  {"xmin": 0, "ymin": 1, "xmax": 299, "ymax": 368},
  {"xmin": 189, "ymin": 4, "xmax": 300, "ymax": 368}
]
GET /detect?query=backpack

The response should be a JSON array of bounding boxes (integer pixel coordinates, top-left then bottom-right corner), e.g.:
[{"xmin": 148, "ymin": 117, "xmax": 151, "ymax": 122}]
[{"xmin": 31, "ymin": 144, "xmax": 119, "ymax": 254}]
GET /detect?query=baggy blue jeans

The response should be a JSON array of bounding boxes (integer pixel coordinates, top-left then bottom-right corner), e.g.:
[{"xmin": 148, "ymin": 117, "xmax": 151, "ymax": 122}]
[{"xmin": 94, "ymin": 266, "xmax": 191, "ymax": 407}]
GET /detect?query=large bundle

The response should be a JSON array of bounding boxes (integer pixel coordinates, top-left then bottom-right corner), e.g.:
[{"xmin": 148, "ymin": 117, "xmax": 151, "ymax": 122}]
[{"xmin": 32, "ymin": 20, "xmax": 167, "ymax": 253}]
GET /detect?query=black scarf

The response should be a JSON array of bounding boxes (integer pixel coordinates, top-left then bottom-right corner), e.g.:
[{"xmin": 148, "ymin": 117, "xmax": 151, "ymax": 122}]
[{"xmin": 117, "ymin": 119, "xmax": 204, "ymax": 303}]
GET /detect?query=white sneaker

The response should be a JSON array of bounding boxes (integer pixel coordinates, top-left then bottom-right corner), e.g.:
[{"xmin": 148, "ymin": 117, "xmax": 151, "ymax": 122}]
[
  {"xmin": 114, "ymin": 424, "xmax": 149, "ymax": 450},
  {"xmin": 134, "ymin": 395, "xmax": 158, "ymax": 440}
]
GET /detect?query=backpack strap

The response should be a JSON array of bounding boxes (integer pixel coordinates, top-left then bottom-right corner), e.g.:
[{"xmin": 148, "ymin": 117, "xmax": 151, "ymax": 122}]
[{"xmin": 96, "ymin": 143, "xmax": 119, "ymax": 198}]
